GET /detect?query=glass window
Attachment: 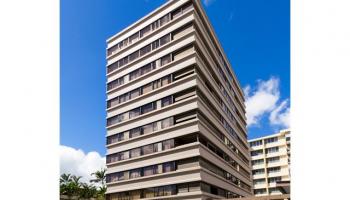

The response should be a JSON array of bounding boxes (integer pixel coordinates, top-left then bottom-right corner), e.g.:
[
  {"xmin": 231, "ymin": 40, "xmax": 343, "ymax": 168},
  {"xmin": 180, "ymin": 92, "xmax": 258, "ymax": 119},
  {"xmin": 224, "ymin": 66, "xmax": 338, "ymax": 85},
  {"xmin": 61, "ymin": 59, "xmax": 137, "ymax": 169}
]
[
  {"xmin": 141, "ymin": 102, "xmax": 155, "ymax": 114},
  {"xmin": 130, "ymin": 169, "xmax": 141, "ymax": 179},
  {"xmin": 123, "ymin": 39, "xmax": 128, "ymax": 47},
  {"xmin": 144, "ymin": 165, "xmax": 157, "ymax": 176},
  {"xmin": 159, "ymin": 34, "xmax": 170, "ymax": 46},
  {"xmin": 142, "ymin": 83, "xmax": 153, "ymax": 94},
  {"xmin": 129, "ymin": 108, "xmax": 140, "ymax": 119},
  {"xmin": 153, "ymin": 122, "xmax": 158, "ymax": 132},
  {"xmin": 153, "ymin": 79, "xmax": 161, "ymax": 90},
  {"xmin": 140, "ymin": 44, "xmax": 151, "ymax": 56},
  {"xmin": 118, "ymin": 41, "xmax": 124, "ymax": 49},
  {"xmin": 119, "ymin": 93, "xmax": 130, "ymax": 104},
  {"xmin": 142, "ymin": 123, "xmax": 153, "ymax": 135},
  {"xmin": 130, "ymin": 69, "xmax": 141, "ymax": 81},
  {"xmin": 182, "ymin": 3, "xmax": 193, "ymax": 13},
  {"xmin": 119, "ymin": 151, "xmax": 129, "ymax": 161},
  {"xmin": 159, "ymin": 14, "xmax": 170, "ymax": 26},
  {"xmin": 140, "ymin": 25, "xmax": 151, "ymax": 38},
  {"xmin": 161, "ymin": 117, "xmax": 173, "ymax": 129},
  {"xmin": 119, "ymin": 57, "xmax": 128, "ymax": 67},
  {"xmin": 266, "ymin": 147, "xmax": 279, "ymax": 154},
  {"xmin": 155, "ymin": 187, "xmax": 164, "ymax": 197},
  {"xmin": 108, "ymin": 97, "xmax": 119, "ymax": 108},
  {"xmin": 161, "ymin": 54, "xmax": 171, "ymax": 66},
  {"xmin": 162, "ymin": 139, "xmax": 174, "ymax": 150},
  {"xmin": 120, "ymin": 112, "xmax": 128, "ymax": 122},
  {"xmin": 130, "ymin": 89, "xmax": 140, "ymax": 99},
  {"xmin": 107, "ymin": 62, "xmax": 118, "ymax": 73},
  {"xmin": 130, "ymin": 127, "xmax": 141, "ymax": 138},
  {"xmin": 172, "ymin": 8, "xmax": 182, "ymax": 19},
  {"xmin": 152, "ymin": 21, "xmax": 159, "ymax": 30},
  {"xmin": 129, "ymin": 51, "xmax": 139, "ymax": 62},
  {"xmin": 130, "ymin": 148, "xmax": 141, "ymax": 158},
  {"xmin": 152, "ymin": 40, "xmax": 159, "ymax": 50},
  {"xmin": 130, "ymin": 190, "xmax": 141, "ymax": 199},
  {"xmin": 161, "ymin": 96, "xmax": 172, "ymax": 107},
  {"xmin": 161, "ymin": 75, "xmax": 171, "ymax": 86},
  {"xmin": 141, "ymin": 63, "xmax": 152, "ymax": 75},
  {"xmin": 129, "ymin": 32, "xmax": 139, "ymax": 44},
  {"xmin": 142, "ymin": 144, "xmax": 155, "ymax": 155},
  {"xmin": 144, "ymin": 188, "xmax": 155, "ymax": 198},
  {"xmin": 265, "ymin": 137, "xmax": 278, "ymax": 144},
  {"xmin": 163, "ymin": 162, "xmax": 175, "ymax": 173}
]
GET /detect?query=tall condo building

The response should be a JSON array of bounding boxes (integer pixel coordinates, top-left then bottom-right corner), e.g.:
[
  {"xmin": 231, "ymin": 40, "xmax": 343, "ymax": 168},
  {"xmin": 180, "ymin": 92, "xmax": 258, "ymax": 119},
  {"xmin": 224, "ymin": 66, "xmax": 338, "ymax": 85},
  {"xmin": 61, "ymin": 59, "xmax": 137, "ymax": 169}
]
[
  {"xmin": 249, "ymin": 129, "xmax": 291, "ymax": 196},
  {"xmin": 105, "ymin": 0, "xmax": 252, "ymax": 199}
]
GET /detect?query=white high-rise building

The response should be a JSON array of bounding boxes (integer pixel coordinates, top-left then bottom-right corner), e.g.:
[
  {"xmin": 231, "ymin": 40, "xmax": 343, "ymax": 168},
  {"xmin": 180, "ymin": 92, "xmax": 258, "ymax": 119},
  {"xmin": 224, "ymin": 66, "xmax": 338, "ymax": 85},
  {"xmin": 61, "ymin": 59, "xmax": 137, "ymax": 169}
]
[{"xmin": 249, "ymin": 129, "xmax": 291, "ymax": 196}]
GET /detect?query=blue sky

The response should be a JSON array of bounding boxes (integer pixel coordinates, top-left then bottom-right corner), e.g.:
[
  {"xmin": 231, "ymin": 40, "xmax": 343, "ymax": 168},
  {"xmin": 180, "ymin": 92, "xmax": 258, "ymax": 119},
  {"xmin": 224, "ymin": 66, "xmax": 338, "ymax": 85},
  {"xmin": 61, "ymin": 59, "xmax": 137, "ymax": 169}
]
[{"xmin": 61, "ymin": 0, "xmax": 290, "ymax": 156}]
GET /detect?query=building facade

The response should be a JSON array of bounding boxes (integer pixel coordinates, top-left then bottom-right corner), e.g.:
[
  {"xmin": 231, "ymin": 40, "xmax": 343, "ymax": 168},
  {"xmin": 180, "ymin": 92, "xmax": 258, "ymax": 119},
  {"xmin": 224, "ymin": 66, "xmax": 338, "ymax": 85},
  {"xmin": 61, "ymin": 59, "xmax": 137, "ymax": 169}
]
[
  {"xmin": 249, "ymin": 130, "xmax": 291, "ymax": 196},
  {"xmin": 105, "ymin": 0, "xmax": 252, "ymax": 199}
]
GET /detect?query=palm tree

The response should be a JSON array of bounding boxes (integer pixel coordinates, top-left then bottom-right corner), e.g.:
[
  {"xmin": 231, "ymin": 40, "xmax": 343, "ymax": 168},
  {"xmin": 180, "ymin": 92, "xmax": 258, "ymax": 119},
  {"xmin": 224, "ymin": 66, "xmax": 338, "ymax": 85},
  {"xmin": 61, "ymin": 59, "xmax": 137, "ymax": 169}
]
[
  {"xmin": 71, "ymin": 175, "xmax": 82, "ymax": 187},
  {"xmin": 60, "ymin": 174, "xmax": 82, "ymax": 197},
  {"xmin": 60, "ymin": 173, "xmax": 72, "ymax": 185},
  {"xmin": 90, "ymin": 168, "xmax": 106, "ymax": 185},
  {"xmin": 80, "ymin": 183, "xmax": 97, "ymax": 199}
]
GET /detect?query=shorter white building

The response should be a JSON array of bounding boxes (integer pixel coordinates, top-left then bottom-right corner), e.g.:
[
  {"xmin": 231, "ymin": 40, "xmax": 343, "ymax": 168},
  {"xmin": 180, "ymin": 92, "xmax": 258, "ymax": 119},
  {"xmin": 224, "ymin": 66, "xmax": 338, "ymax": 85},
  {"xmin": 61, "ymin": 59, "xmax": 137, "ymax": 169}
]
[{"xmin": 249, "ymin": 129, "xmax": 290, "ymax": 196}]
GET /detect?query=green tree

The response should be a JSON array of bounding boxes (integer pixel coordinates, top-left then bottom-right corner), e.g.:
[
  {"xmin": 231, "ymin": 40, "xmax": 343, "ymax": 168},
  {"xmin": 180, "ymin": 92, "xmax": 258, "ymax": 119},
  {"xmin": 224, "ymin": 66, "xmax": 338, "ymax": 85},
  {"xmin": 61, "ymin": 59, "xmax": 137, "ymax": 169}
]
[
  {"xmin": 60, "ymin": 173, "xmax": 72, "ymax": 185},
  {"xmin": 90, "ymin": 168, "xmax": 106, "ymax": 185},
  {"xmin": 80, "ymin": 183, "xmax": 97, "ymax": 199}
]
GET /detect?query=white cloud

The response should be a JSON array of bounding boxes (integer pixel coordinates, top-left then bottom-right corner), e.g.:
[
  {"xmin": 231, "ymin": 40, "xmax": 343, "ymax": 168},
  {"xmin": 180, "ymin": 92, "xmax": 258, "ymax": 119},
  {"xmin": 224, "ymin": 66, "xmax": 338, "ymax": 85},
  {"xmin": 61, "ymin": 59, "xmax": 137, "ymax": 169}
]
[
  {"xmin": 244, "ymin": 77, "xmax": 280, "ymax": 126},
  {"xmin": 203, "ymin": 0, "xmax": 216, "ymax": 6},
  {"xmin": 60, "ymin": 145, "xmax": 105, "ymax": 184},
  {"xmin": 269, "ymin": 99, "xmax": 290, "ymax": 128},
  {"xmin": 244, "ymin": 77, "xmax": 290, "ymax": 129}
]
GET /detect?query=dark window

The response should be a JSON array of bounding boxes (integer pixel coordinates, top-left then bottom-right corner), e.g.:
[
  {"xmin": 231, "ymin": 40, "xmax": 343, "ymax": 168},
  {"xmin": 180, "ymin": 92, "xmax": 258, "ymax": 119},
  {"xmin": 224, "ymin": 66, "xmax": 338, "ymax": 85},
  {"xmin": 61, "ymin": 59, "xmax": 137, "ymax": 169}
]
[
  {"xmin": 161, "ymin": 96, "xmax": 172, "ymax": 107},
  {"xmin": 152, "ymin": 40, "xmax": 159, "ymax": 50},
  {"xmin": 129, "ymin": 51, "xmax": 139, "ymax": 62},
  {"xmin": 140, "ymin": 44, "xmax": 151, "ymax": 56},
  {"xmin": 161, "ymin": 117, "xmax": 173, "ymax": 129},
  {"xmin": 161, "ymin": 54, "xmax": 171, "ymax": 66},
  {"xmin": 142, "ymin": 123, "xmax": 154, "ymax": 135},
  {"xmin": 119, "ymin": 93, "xmax": 130, "ymax": 104},
  {"xmin": 162, "ymin": 139, "xmax": 174, "ymax": 150},
  {"xmin": 129, "ymin": 32, "xmax": 139, "ymax": 44},
  {"xmin": 130, "ymin": 89, "xmax": 140, "ymax": 99},
  {"xmin": 141, "ymin": 102, "xmax": 156, "ymax": 114},
  {"xmin": 140, "ymin": 25, "xmax": 151, "ymax": 37},
  {"xmin": 130, "ymin": 127, "xmax": 141, "ymax": 138},
  {"xmin": 142, "ymin": 83, "xmax": 153, "ymax": 94},
  {"xmin": 142, "ymin": 144, "xmax": 155, "ymax": 155},
  {"xmin": 130, "ymin": 169, "xmax": 141, "ymax": 178},
  {"xmin": 172, "ymin": 8, "xmax": 182, "ymax": 19},
  {"xmin": 159, "ymin": 34, "xmax": 170, "ymax": 46},
  {"xmin": 130, "ymin": 148, "xmax": 141, "ymax": 158},
  {"xmin": 141, "ymin": 63, "xmax": 152, "ymax": 75},
  {"xmin": 129, "ymin": 108, "xmax": 140, "ymax": 118},
  {"xmin": 163, "ymin": 162, "xmax": 175, "ymax": 173},
  {"xmin": 159, "ymin": 14, "xmax": 170, "ymax": 26},
  {"xmin": 144, "ymin": 165, "xmax": 158, "ymax": 176}
]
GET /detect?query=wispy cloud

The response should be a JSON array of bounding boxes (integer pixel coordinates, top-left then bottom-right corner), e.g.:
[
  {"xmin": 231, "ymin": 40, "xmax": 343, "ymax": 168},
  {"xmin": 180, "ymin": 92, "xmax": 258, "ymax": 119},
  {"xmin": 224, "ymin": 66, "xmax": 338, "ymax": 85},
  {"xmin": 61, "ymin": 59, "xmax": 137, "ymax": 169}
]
[
  {"xmin": 60, "ymin": 145, "xmax": 105, "ymax": 184},
  {"xmin": 269, "ymin": 99, "xmax": 290, "ymax": 128},
  {"xmin": 244, "ymin": 77, "xmax": 290, "ymax": 129},
  {"xmin": 203, "ymin": 0, "xmax": 216, "ymax": 7}
]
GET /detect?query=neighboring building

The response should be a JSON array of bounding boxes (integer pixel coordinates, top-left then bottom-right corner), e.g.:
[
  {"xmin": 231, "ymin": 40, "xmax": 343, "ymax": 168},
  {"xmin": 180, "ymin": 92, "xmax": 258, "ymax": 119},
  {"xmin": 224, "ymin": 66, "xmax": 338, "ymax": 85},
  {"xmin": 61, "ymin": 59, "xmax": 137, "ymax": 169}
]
[
  {"xmin": 249, "ymin": 129, "xmax": 291, "ymax": 196},
  {"xmin": 105, "ymin": 0, "xmax": 252, "ymax": 199}
]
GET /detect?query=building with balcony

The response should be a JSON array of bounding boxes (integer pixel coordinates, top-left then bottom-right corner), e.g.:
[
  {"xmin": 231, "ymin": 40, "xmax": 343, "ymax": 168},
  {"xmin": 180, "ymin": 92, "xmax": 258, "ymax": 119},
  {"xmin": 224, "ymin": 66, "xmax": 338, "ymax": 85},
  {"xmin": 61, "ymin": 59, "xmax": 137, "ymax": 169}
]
[
  {"xmin": 249, "ymin": 129, "xmax": 291, "ymax": 196},
  {"xmin": 105, "ymin": 0, "xmax": 252, "ymax": 199}
]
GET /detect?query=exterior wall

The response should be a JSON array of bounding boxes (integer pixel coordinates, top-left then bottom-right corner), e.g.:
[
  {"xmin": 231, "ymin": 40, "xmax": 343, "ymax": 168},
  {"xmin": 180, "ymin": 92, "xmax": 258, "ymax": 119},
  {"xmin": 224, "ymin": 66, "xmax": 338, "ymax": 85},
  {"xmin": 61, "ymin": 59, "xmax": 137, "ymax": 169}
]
[
  {"xmin": 105, "ymin": 0, "xmax": 251, "ymax": 199},
  {"xmin": 249, "ymin": 129, "xmax": 291, "ymax": 196}
]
